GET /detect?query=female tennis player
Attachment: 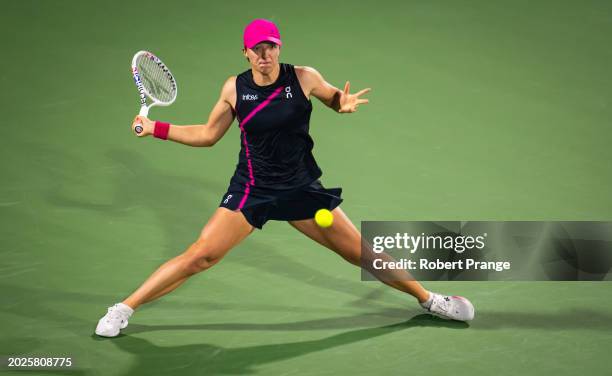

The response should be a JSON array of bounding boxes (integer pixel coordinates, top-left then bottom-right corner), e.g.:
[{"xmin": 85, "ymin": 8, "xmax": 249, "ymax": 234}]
[{"xmin": 95, "ymin": 19, "xmax": 474, "ymax": 337}]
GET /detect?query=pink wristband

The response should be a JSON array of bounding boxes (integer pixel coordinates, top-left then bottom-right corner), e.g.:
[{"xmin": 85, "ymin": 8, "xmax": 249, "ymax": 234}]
[{"xmin": 153, "ymin": 121, "xmax": 170, "ymax": 140}]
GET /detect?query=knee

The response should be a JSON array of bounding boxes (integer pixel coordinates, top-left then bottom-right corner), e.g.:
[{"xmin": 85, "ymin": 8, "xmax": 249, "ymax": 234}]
[{"xmin": 182, "ymin": 239, "xmax": 221, "ymax": 275}]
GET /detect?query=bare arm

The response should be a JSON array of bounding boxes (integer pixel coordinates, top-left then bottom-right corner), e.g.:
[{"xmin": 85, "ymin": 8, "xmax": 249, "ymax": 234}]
[
  {"xmin": 295, "ymin": 66, "xmax": 371, "ymax": 113},
  {"xmin": 131, "ymin": 77, "xmax": 237, "ymax": 147}
]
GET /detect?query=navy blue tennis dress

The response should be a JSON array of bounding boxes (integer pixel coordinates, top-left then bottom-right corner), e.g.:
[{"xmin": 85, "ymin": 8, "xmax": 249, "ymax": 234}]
[{"xmin": 219, "ymin": 63, "xmax": 343, "ymax": 229}]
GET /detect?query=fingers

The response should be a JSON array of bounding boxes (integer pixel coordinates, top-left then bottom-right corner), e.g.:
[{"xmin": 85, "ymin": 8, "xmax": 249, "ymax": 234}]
[
  {"xmin": 133, "ymin": 115, "xmax": 150, "ymax": 122},
  {"xmin": 132, "ymin": 115, "xmax": 144, "ymax": 127},
  {"xmin": 338, "ymin": 83, "xmax": 372, "ymax": 113},
  {"xmin": 341, "ymin": 101, "xmax": 369, "ymax": 113},
  {"xmin": 341, "ymin": 82, "xmax": 371, "ymax": 97},
  {"xmin": 339, "ymin": 106, "xmax": 357, "ymax": 114},
  {"xmin": 354, "ymin": 88, "xmax": 372, "ymax": 97},
  {"xmin": 132, "ymin": 116, "xmax": 141, "ymax": 131},
  {"xmin": 131, "ymin": 115, "xmax": 150, "ymax": 137},
  {"xmin": 132, "ymin": 115, "xmax": 151, "ymax": 127}
]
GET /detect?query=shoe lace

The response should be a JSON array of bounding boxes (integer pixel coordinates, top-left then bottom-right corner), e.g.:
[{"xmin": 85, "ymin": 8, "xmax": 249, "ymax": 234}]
[
  {"xmin": 432, "ymin": 295, "xmax": 451, "ymax": 314},
  {"xmin": 105, "ymin": 306, "xmax": 126, "ymax": 323}
]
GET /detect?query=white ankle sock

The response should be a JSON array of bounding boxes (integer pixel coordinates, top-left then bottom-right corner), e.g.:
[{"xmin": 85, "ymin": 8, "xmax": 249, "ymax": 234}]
[
  {"xmin": 420, "ymin": 292, "xmax": 434, "ymax": 309},
  {"xmin": 116, "ymin": 303, "xmax": 134, "ymax": 316}
]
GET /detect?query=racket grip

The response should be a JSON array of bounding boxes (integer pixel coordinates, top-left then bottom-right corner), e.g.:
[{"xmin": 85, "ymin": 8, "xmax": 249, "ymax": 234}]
[{"xmin": 135, "ymin": 105, "xmax": 148, "ymax": 134}]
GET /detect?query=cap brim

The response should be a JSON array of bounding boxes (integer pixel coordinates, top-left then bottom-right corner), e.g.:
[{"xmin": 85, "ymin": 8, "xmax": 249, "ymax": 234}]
[{"xmin": 246, "ymin": 37, "xmax": 282, "ymax": 49}]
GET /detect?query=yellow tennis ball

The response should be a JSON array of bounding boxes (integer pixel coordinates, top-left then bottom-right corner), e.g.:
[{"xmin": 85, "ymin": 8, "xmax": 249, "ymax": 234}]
[{"xmin": 315, "ymin": 209, "xmax": 334, "ymax": 228}]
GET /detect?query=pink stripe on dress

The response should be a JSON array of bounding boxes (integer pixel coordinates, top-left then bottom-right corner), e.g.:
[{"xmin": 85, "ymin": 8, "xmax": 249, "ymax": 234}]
[{"xmin": 237, "ymin": 85, "xmax": 284, "ymax": 209}]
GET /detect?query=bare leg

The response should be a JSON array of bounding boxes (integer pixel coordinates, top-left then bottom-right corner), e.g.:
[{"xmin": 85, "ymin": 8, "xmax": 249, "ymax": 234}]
[
  {"xmin": 289, "ymin": 207, "xmax": 430, "ymax": 303},
  {"xmin": 141, "ymin": 276, "xmax": 188, "ymax": 304},
  {"xmin": 123, "ymin": 208, "xmax": 254, "ymax": 309}
]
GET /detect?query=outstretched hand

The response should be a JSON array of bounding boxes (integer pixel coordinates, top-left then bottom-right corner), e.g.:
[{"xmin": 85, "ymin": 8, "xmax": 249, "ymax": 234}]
[{"xmin": 338, "ymin": 81, "xmax": 371, "ymax": 113}]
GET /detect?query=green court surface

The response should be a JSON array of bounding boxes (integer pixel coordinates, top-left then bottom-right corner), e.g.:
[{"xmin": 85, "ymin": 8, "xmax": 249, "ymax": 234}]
[{"xmin": 1, "ymin": 0, "xmax": 612, "ymax": 375}]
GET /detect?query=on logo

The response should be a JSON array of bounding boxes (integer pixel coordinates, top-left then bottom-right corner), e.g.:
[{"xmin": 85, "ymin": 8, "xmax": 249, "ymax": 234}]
[
  {"xmin": 285, "ymin": 86, "xmax": 292, "ymax": 99},
  {"xmin": 223, "ymin": 194, "xmax": 233, "ymax": 204}
]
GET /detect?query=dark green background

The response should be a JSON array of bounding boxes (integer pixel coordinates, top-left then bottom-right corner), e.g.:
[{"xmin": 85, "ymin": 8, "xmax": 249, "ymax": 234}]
[{"xmin": 1, "ymin": 0, "xmax": 611, "ymax": 375}]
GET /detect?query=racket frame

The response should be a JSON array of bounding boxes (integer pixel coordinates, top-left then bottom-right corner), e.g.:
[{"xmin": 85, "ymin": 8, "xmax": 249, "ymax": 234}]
[{"xmin": 130, "ymin": 51, "xmax": 177, "ymax": 132}]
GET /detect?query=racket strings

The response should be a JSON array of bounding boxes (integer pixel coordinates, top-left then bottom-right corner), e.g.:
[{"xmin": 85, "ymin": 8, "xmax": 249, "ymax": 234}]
[{"xmin": 136, "ymin": 54, "xmax": 176, "ymax": 103}]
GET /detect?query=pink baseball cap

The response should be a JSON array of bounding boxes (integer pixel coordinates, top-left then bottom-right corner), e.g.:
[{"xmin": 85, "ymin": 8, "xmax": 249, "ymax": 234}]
[{"xmin": 243, "ymin": 19, "xmax": 282, "ymax": 49}]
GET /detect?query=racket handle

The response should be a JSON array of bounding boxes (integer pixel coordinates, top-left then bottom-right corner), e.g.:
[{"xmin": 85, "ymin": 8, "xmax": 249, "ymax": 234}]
[{"xmin": 135, "ymin": 105, "xmax": 148, "ymax": 135}]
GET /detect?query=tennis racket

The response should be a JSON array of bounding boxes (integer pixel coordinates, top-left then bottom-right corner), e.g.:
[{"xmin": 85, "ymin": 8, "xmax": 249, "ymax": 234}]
[{"xmin": 130, "ymin": 51, "xmax": 178, "ymax": 134}]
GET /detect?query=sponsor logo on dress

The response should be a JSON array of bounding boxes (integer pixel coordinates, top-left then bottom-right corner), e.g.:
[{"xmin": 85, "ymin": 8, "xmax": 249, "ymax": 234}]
[
  {"xmin": 242, "ymin": 94, "xmax": 258, "ymax": 101},
  {"xmin": 285, "ymin": 86, "xmax": 292, "ymax": 99},
  {"xmin": 223, "ymin": 194, "xmax": 233, "ymax": 204}
]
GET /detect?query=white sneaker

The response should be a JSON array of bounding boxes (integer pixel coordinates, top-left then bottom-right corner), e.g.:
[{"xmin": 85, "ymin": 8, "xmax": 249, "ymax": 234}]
[
  {"xmin": 95, "ymin": 303, "xmax": 134, "ymax": 337},
  {"xmin": 423, "ymin": 293, "xmax": 475, "ymax": 321}
]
